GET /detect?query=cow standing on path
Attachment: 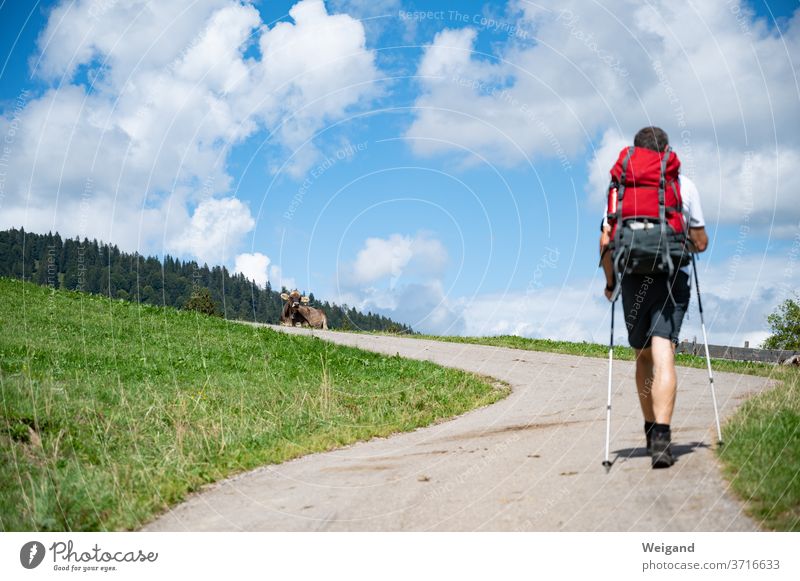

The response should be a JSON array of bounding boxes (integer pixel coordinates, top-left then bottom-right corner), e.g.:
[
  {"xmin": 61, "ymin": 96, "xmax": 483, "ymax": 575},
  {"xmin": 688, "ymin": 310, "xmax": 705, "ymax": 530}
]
[{"xmin": 280, "ymin": 290, "xmax": 328, "ymax": 330}]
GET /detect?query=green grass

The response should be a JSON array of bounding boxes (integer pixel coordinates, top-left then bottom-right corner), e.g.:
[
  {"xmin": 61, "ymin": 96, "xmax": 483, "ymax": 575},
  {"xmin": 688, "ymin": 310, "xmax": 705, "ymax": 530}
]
[
  {"xmin": 399, "ymin": 332, "xmax": 800, "ymax": 530},
  {"xmin": 408, "ymin": 333, "xmax": 778, "ymax": 375},
  {"xmin": 718, "ymin": 371, "xmax": 800, "ymax": 531},
  {"xmin": 0, "ymin": 278, "xmax": 507, "ymax": 531}
]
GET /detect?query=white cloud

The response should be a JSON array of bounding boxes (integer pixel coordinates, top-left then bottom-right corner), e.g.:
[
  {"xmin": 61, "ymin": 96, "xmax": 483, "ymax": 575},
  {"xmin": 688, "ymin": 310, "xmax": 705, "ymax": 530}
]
[
  {"xmin": 586, "ymin": 128, "xmax": 629, "ymax": 211},
  {"xmin": 1, "ymin": 0, "xmax": 380, "ymax": 259},
  {"xmin": 234, "ymin": 252, "xmax": 270, "ymax": 287},
  {"xmin": 406, "ymin": 0, "xmax": 800, "ymax": 229},
  {"xmin": 683, "ymin": 145, "xmax": 800, "ymax": 228},
  {"xmin": 335, "ymin": 280, "xmax": 465, "ymax": 335},
  {"xmin": 232, "ymin": 251, "xmax": 298, "ymax": 290},
  {"xmin": 456, "ymin": 285, "xmax": 611, "ymax": 342},
  {"xmin": 247, "ymin": 0, "xmax": 380, "ymax": 177},
  {"xmin": 349, "ymin": 232, "xmax": 448, "ymax": 285},
  {"xmin": 334, "ymin": 233, "xmax": 458, "ymax": 333},
  {"xmin": 171, "ymin": 197, "xmax": 255, "ymax": 266},
  {"xmin": 34, "ymin": 0, "xmax": 233, "ymax": 85},
  {"xmin": 682, "ymin": 254, "xmax": 800, "ymax": 348}
]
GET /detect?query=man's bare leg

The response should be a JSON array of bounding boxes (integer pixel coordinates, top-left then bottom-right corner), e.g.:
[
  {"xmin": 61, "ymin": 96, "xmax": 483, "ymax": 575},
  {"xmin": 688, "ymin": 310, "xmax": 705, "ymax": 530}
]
[
  {"xmin": 635, "ymin": 347, "xmax": 656, "ymax": 422},
  {"xmin": 649, "ymin": 336, "xmax": 677, "ymax": 424},
  {"xmin": 640, "ymin": 336, "xmax": 677, "ymax": 467},
  {"xmin": 635, "ymin": 338, "xmax": 678, "ymax": 423}
]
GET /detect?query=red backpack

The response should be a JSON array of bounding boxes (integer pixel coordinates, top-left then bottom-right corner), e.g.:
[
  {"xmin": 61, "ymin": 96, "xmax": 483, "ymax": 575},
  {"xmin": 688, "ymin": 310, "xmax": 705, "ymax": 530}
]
[{"xmin": 606, "ymin": 146, "xmax": 691, "ymax": 278}]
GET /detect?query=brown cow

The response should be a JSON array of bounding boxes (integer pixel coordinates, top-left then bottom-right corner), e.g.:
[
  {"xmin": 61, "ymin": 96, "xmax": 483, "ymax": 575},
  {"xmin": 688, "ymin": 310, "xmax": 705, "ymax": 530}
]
[{"xmin": 280, "ymin": 290, "xmax": 328, "ymax": 330}]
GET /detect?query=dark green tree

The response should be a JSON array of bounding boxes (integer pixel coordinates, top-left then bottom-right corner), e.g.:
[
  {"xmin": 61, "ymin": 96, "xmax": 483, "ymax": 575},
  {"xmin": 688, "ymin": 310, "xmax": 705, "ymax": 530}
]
[
  {"xmin": 0, "ymin": 228, "xmax": 414, "ymax": 332},
  {"xmin": 763, "ymin": 296, "xmax": 800, "ymax": 350},
  {"xmin": 184, "ymin": 288, "xmax": 219, "ymax": 317}
]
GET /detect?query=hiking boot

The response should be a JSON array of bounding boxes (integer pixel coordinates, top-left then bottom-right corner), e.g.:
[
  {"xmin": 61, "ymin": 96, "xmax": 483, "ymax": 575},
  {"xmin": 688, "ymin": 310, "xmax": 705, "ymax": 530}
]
[
  {"xmin": 644, "ymin": 421, "xmax": 655, "ymax": 455},
  {"xmin": 650, "ymin": 431, "xmax": 674, "ymax": 469}
]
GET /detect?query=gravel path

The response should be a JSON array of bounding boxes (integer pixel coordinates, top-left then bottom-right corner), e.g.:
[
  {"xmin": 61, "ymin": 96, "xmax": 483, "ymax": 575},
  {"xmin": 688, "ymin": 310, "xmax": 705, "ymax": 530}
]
[{"xmin": 144, "ymin": 327, "xmax": 771, "ymax": 531}]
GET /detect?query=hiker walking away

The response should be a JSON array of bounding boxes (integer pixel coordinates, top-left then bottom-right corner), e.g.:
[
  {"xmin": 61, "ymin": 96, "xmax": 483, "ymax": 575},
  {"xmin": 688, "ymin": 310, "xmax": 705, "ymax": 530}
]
[{"xmin": 599, "ymin": 127, "xmax": 708, "ymax": 468}]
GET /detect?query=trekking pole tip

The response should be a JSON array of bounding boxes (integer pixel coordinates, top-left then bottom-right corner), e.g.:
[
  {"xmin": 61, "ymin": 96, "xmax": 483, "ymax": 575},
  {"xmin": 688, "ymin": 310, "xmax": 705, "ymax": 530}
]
[{"xmin": 602, "ymin": 460, "xmax": 612, "ymax": 473}]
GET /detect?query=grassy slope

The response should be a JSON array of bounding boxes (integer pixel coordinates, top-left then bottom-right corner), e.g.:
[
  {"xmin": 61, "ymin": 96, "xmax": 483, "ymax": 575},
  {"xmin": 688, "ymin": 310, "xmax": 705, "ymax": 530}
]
[
  {"xmin": 0, "ymin": 279, "xmax": 507, "ymax": 531},
  {"xmin": 406, "ymin": 333, "xmax": 799, "ymax": 531},
  {"xmin": 717, "ymin": 373, "xmax": 800, "ymax": 531}
]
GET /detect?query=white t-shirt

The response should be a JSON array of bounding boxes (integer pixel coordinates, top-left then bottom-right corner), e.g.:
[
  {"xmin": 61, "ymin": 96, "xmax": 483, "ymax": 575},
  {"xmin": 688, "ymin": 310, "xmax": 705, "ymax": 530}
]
[
  {"xmin": 679, "ymin": 176, "xmax": 705, "ymax": 228},
  {"xmin": 601, "ymin": 175, "xmax": 705, "ymax": 229}
]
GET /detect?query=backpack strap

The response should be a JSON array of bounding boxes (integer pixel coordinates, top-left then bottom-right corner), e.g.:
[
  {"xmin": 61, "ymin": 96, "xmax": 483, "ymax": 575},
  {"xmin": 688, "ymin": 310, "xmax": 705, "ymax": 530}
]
[
  {"xmin": 610, "ymin": 146, "xmax": 634, "ymax": 299},
  {"xmin": 658, "ymin": 147, "xmax": 671, "ymax": 275},
  {"xmin": 658, "ymin": 147, "xmax": 679, "ymax": 305},
  {"xmin": 612, "ymin": 146, "xmax": 634, "ymax": 244},
  {"xmin": 658, "ymin": 146, "xmax": 670, "ymax": 225}
]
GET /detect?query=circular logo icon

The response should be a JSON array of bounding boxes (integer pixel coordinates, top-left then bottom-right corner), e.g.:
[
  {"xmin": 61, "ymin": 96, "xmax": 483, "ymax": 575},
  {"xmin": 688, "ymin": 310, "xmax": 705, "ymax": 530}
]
[{"xmin": 20, "ymin": 541, "xmax": 46, "ymax": 569}]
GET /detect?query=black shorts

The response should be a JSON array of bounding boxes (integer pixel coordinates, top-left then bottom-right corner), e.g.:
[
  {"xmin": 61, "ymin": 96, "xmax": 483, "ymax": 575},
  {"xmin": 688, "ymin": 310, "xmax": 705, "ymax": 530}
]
[{"xmin": 620, "ymin": 270, "xmax": 691, "ymax": 349}]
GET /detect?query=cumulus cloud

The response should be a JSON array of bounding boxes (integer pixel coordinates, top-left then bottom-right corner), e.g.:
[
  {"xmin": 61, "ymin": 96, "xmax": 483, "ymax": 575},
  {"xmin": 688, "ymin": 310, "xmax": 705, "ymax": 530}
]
[
  {"xmin": 247, "ymin": 0, "xmax": 380, "ymax": 177},
  {"xmin": 335, "ymin": 280, "xmax": 465, "ymax": 335},
  {"xmin": 682, "ymin": 254, "xmax": 800, "ymax": 347},
  {"xmin": 456, "ymin": 285, "xmax": 610, "ymax": 342},
  {"xmin": 335, "ymin": 232, "xmax": 459, "ymax": 333},
  {"xmin": 683, "ymin": 145, "xmax": 800, "ymax": 229},
  {"xmin": 349, "ymin": 232, "xmax": 448, "ymax": 285},
  {"xmin": 171, "ymin": 197, "xmax": 255, "ymax": 265},
  {"xmin": 233, "ymin": 251, "xmax": 297, "ymax": 290},
  {"xmin": 406, "ymin": 0, "xmax": 800, "ymax": 230},
  {"xmin": 234, "ymin": 252, "xmax": 271, "ymax": 287},
  {"xmin": 586, "ymin": 129, "xmax": 628, "ymax": 205},
  {"xmin": 0, "ymin": 0, "xmax": 380, "ymax": 260}
]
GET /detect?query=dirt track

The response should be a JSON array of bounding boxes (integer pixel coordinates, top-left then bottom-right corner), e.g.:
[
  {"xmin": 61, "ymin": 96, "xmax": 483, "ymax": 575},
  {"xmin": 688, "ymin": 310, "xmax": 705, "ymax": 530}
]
[{"xmin": 144, "ymin": 327, "xmax": 771, "ymax": 531}]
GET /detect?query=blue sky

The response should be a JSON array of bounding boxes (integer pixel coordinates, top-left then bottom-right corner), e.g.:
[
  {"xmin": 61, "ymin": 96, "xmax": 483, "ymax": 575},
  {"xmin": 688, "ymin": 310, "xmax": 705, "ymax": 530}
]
[{"xmin": 1, "ymin": 0, "xmax": 798, "ymax": 346}]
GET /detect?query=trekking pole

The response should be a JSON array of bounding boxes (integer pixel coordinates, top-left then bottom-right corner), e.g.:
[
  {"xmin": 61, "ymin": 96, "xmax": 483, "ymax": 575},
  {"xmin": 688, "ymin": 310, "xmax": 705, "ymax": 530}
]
[
  {"xmin": 691, "ymin": 253, "xmax": 723, "ymax": 446},
  {"xmin": 603, "ymin": 299, "xmax": 616, "ymax": 472}
]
